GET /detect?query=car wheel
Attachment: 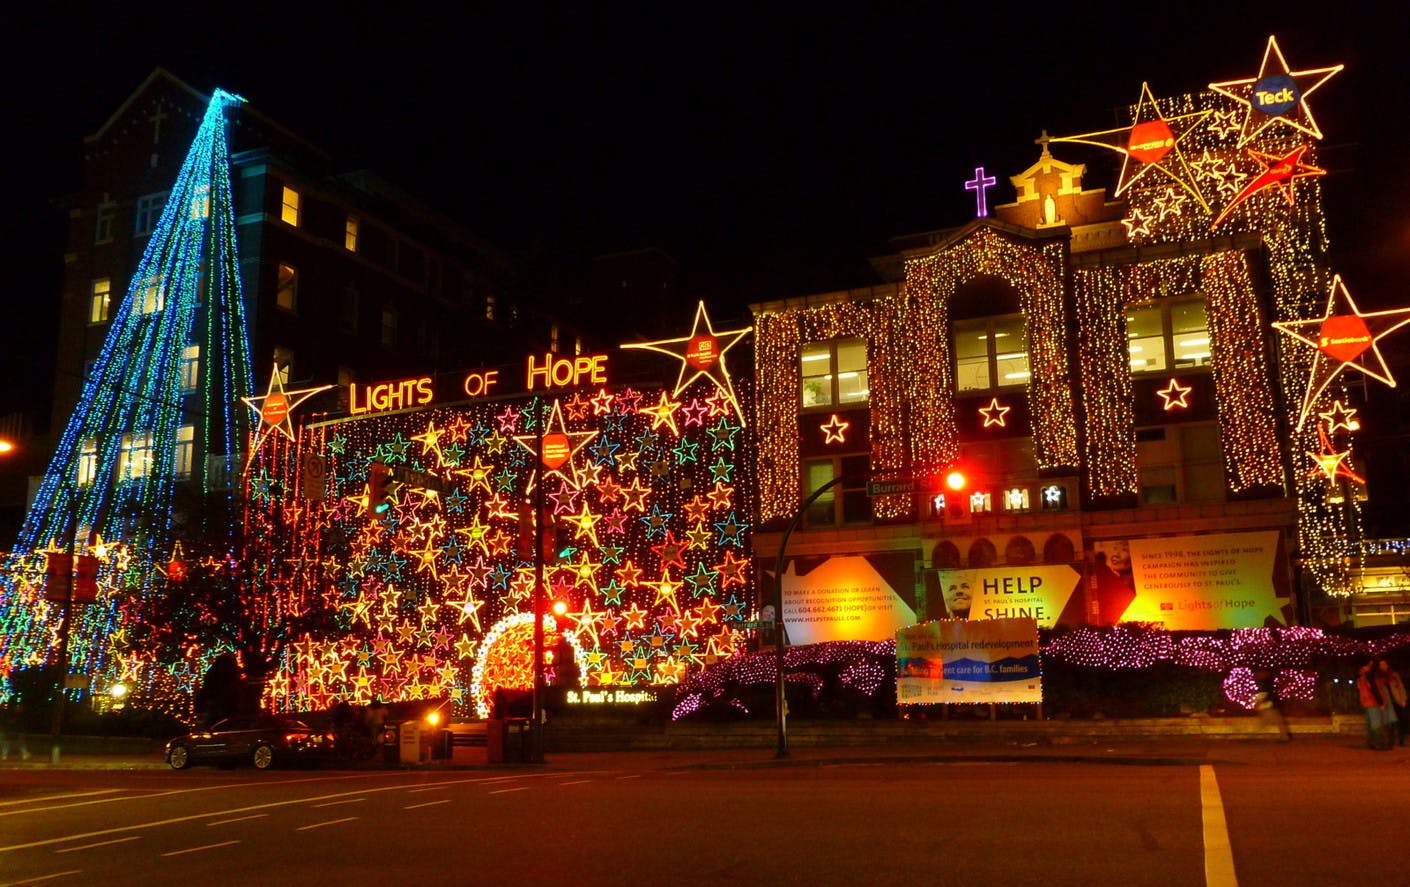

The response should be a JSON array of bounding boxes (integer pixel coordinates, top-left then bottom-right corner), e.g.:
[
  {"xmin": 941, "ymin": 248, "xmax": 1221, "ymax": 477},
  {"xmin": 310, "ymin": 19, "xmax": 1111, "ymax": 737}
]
[
  {"xmin": 168, "ymin": 744, "xmax": 191, "ymax": 770},
  {"xmin": 252, "ymin": 744, "xmax": 274, "ymax": 770}
]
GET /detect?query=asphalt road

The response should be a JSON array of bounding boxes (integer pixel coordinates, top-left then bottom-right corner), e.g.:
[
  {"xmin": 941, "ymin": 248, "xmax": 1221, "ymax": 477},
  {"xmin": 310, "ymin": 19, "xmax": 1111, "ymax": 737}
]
[{"xmin": 0, "ymin": 748, "xmax": 1404, "ymax": 886}]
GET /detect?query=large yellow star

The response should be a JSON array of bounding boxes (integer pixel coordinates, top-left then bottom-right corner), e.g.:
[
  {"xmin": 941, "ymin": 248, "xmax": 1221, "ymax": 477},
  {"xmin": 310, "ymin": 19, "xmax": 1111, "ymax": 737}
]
[
  {"xmin": 1273, "ymin": 275, "xmax": 1410, "ymax": 430},
  {"xmin": 1051, "ymin": 82, "xmax": 1210, "ymax": 211},
  {"xmin": 240, "ymin": 363, "xmax": 331, "ymax": 469},
  {"xmin": 1208, "ymin": 34, "xmax": 1343, "ymax": 147},
  {"xmin": 620, "ymin": 301, "xmax": 752, "ymax": 425},
  {"xmin": 512, "ymin": 400, "xmax": 598, "ymax": 491}
]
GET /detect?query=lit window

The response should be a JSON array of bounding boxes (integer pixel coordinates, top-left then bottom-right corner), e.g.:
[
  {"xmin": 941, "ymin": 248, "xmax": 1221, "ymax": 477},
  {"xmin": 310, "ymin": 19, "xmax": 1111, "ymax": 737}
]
[
  {"xmin": 118, "ymin": 432, "xmax": 154, "ymax": 479},
  {"xmin": 1040, "ymin": 484, "xmax": 1068, "ymax": 510},
  {"xmin": 174, "ymin": 425, "xmax": 195, "ymax": 478},
  {"xmin": 550, "ymin": 324, "xmax": 561, "ymax": 353},
  {"xmin": 137, "ymin": 275, "xmax": 165, "ymax": 315},
  {"xmin": 1003, "ymin": 488, "xmax": 1031, "ymax": 512},
  {"xmin": 800, "ymin": 339, "xmax": 869, "ymax": 408},
  {"xmin": 345, "ymin": 216, "xmax": 359, "ymax": 251},
  {"xmin": 89, "ymin": 279, "xmax": 112, "ymax": 324},
  {"xmin": 134, "ymin": 192, "xmax": 168, "ymax": 236},
  {"xmin": 190, "ymin": 184, "xmax": 211, "ymax": 220},
  {"xmin": 273, "ymin": 346, "xmax": 294, "ymax": 385},
  {"xmin": 77, "ymin": 438, "xmax": 98, "ymax": 486},
  {"xmin": 969, "ymin": 491, "xmax": 993, "ymax": 514},
  {"xmin": 95, "ymin": 202, "xmax": 115, "ymax": 244},
  {"xmin": 280, "ymin": 186, "xmax": 300, "ymax": 226},
  {"xmin": 954, "ymin": 316, "xmax": 1028, "ymax": 391},
  {"xmin": 381, "ymin": 307, "xmax": 399, "ymax": 349},
  {"xmin": 485, "ymin": 293, "xmax": 496, "ymax": 322},
  {"xmin": 276, "ymin": 264, "xmax": 298, "ymax": 312},
  {"xmin": 179, "ymin": 345, "xmax": 200, "ymax": 392},
  {"xmin": 1127, "ymin": 299, "xmax": 1210, "ymax": 375},
  {"xmin": 803, "ymin": 455, "xmax": 872, "ymax": 527}
]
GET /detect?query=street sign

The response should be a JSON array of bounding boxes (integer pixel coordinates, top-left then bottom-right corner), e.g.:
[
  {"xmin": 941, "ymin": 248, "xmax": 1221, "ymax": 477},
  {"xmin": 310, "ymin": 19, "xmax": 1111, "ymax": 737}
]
[
  {"xmin": 866, "ymin": 478, "xmax": 926, "ymax": 497},
  {"xmin": 737, "ymin": 620, "xmax": 776, "ymax": 630}
]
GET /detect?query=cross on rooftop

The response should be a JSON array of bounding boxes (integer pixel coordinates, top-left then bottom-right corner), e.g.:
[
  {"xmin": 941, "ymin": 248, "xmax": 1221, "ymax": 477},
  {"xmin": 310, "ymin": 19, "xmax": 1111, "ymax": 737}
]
[{"xmin": 965, "ymin": 166, "xmax": 997, "ymax": 217}]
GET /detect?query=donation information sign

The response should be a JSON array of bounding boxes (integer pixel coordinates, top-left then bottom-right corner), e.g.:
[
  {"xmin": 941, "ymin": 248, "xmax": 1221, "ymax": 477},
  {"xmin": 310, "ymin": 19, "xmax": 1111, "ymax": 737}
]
[
  {"xmin": 775, "ymin": 552, "xmax": 917, "ymax": 645},
  {"xmin": 1111, "ymin": 531, "xmax": 1287, "ymax": 629},
  {"xmin": 896, "ymin": 618, "xmax": 1041, "ymax": 704}
]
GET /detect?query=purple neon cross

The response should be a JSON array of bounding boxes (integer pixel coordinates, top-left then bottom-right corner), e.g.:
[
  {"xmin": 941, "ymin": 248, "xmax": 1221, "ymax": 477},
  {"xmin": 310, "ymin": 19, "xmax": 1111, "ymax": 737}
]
[{"xmin": 964, "ymin": 166, "xmax": 997, "ymax": 217}]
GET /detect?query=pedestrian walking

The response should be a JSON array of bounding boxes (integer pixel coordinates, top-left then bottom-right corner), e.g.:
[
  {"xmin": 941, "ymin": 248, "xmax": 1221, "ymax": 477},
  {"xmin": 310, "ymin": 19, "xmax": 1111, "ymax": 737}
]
[
  {"xmin": 1357, "ymin": 662, "xmax": 1396, "ymax": 750},
  {"xmin": 1377, "ymin": 660, "xmax": 1407, "ymax": 747}
]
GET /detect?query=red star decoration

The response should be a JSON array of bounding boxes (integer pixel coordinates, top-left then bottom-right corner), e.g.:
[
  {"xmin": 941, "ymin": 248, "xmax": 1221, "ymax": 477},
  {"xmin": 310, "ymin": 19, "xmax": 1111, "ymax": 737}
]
[
  {"xmin": 1208, "ymin": 35, "xmax": 1343, "ymax": 147},
  {"xmin": 819, "ymin": 413, "xmax": 850, "ymax": 444},
  {"xmin": 1273, "ymin": 275, "xmax": 1410, "ymax": 430},
  {"xmin": 978, "ymin": 397, "xmax": 1011, "ymax": 428},
  {"xmin": 1157, "ymin": 378, "xmax": 1192, "ymax": 410},
  {"xmin": 1307, "ymin": 427, "xmax": 1364, "ymax": 485},
  {"xmin": 1212, "ymin": 145, "xmax": 1326, "ymax": 227}
]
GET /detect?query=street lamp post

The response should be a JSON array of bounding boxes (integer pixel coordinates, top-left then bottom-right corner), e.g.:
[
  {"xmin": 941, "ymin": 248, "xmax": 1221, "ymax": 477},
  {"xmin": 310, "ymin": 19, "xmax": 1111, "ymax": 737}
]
[{"xmin": 772, "ymin": 475, "xmax": 845, "ymax": 759}]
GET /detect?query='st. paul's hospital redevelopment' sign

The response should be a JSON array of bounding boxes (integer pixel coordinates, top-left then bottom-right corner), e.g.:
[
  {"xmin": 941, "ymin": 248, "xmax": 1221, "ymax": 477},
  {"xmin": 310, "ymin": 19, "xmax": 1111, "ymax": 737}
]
[{"xmin": 348, "ymin": 353, "xmax": 611, "ymax": 416}]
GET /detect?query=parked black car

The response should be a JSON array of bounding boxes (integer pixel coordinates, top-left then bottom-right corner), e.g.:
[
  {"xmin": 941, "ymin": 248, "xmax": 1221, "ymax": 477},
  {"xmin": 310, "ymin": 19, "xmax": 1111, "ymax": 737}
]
[{"xmin": 165, "ymin": 716, "xmax": 335, "ymax": 770}]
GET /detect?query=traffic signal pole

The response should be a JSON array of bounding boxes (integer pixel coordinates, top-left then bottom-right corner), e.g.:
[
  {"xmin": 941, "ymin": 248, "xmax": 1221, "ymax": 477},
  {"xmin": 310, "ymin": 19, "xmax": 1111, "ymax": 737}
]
[{"xmin": 772, "ymin": 475, "xmax": 846, "ymax": 758}]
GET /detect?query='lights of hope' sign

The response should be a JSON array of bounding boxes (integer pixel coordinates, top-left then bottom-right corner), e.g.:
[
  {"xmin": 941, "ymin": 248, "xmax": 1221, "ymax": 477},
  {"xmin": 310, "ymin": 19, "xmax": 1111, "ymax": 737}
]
[{"xmin": 347, "ymin": 353, "xmax": 612, "ymax": 416}]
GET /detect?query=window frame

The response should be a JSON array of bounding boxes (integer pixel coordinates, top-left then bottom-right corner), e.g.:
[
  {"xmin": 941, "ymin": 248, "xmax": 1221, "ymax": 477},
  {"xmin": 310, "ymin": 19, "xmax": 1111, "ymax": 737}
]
[
  {"xmin": 275, "ymin": 263, "xmax": 298, "ymax": 313},
  {"xmin": 802, "ymin": 453, "xmax": 872, "ymax": 528},
  {"xmin": 280, "ymin": 185, "xmax": 301, "ymax": 227},
  {"xmin": 953, "ymin": 314, "xmax": 1030, "ymax": 392},
  {"xmin": 1126, "ymin": 297, "xmax": 1212, "ymax": 376},
  {"xmin": 134, "ymin": 191, "xmax": 168, "ymax": 237},
  {"xmin": 89, "ymin": 278, "xmax": 112, "ymax": 325},
  {"xmin": 799, "ymin": 338, "xmax": 869, "ymax": 410}
]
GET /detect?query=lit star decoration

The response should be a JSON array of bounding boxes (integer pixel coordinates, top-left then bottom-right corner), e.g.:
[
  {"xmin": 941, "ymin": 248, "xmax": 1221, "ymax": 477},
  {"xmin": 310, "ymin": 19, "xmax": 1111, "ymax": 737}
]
[
  {"xmin": 620, "ymin": 301, "xmax": 752, "ymax": 425},
  {"xmin": 511, "ymin": 400, "xmax": 598, "ymax": 490},
  {"xmin": 1318, "ymin": 400, "xmax": 1359, "ymax": 434},
  {"xmin": 978, "ymin": 397, "xmax": 1011, "ymax": 428},
  {"xmin": 819, "ymin": 414, "xmax": 850, "ymax": 444},
  {"xmin": 241, "ymin": 364, "xmax": 331, "ymax": 469},
  {"xmin": 1272, "ymin": 275, "xmax": 1410, "ymax": 430},
  {"xmin": 1211, "ymin": 145, "xmax": 1326, "ymax": 228},
  {"xmin": 1051, "ymin": 82, "xmax": 1211, "ymax": 211},
  {"xmin": 1157, "ymin": 378, "xmax": 1193, "ymax": 411},
  {"xmin": 1307, "ymin": 427, "xmax": 1364, "ymax": 486},
  {"xmin": 1208, "ymin": 34, "xmax": 1343, "ymax": 147}
]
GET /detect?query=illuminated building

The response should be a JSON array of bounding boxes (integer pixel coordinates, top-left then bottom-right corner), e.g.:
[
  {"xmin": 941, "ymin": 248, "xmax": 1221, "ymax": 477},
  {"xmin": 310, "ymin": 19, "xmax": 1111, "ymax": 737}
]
[{"xmin": 752, "ymin": 40, "xmax": 1374, "ymax": 636}]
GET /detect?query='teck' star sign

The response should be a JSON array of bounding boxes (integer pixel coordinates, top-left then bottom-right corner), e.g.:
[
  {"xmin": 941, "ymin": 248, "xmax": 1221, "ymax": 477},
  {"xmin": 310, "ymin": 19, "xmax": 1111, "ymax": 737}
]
[
  {"xmin": 241, "ymin": 364, "xmax": 331, "ymax": 470},
  {"xmin": 621, "ymin": 301, "xmax": 752, "ymax": 425}
]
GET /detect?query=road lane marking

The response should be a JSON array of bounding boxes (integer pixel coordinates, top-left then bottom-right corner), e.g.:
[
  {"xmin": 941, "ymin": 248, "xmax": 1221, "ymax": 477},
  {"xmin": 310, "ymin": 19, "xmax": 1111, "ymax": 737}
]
[
  {"xmin": 2, "ymin": 869, "xmax": 82, "ymax": 884},
  {"xmin": 0, "ymin": 775, "xmax": 512, "ymax": 853},
  {"xmin": 312, "ymin": 798, "xmax": 365, "ymax": 808},
  {"xmin": 0, "ymin": 772, "xmax": 397, "ymax": 818},
  {"xmin": 407, "ymin": 786, "xmax": 451, "ymax": 793},
  {"xmin": 54, "ymin": 836, "xmax": 140, "ymax": 854},
  {"xmin": 559, "ymin": 780, "xmax": 591, "ymax": 785},
  {"xmin": 206, "ymin": 814, "xmax": 267, "ymax": 826},
  {"xmin": 489, "ymin": 787, "xmax": 529, "ymax": 795},
  {"xmin": 0, "ymin": 790, "xmax": 120, "ymax": 808},
  {"xmin": 615, "ymin": 774, "xmax": 641, "ymax": 780},
  {"xmin": 297, "ymin": 817, "xmax": 357, "ymax": 831},
  {"xmin": 1200, "ymin": 765, "xmax": 1238, "ymax": 887},
  {"xmin": 404, "ymin": 800, "xmax": 451, "ymax": 810},
  {"xmin": 161, "ymin": 840, "xmax": 240, "ymax": 857}
]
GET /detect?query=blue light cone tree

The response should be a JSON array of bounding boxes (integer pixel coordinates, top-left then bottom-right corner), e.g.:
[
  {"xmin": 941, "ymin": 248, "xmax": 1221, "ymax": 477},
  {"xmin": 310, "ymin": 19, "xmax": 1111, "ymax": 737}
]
[{"xmin": 0, "ymin": 89, "xmax": 254, "ymax": 698}]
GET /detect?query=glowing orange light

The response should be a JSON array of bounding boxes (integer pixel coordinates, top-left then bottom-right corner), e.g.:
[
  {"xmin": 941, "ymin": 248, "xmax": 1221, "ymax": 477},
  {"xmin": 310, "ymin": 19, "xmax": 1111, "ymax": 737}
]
[
  {"xmin": 0, "ymin": 440, "xmax": 13, "ymax": 454},
  {"xmin": 945, "ymin": 470, "xmax": 967, "ymax": 491},
  {"xmin": 552, "ymin": 600, "xmax": 568, "ymax": 617}
]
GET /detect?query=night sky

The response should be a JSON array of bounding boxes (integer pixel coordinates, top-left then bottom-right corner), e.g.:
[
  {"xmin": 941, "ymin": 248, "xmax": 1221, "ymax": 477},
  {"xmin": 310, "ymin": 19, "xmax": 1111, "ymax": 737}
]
[{"xmin": 4, "ymin": 2, "xmax": 1406, "ymax": 422}]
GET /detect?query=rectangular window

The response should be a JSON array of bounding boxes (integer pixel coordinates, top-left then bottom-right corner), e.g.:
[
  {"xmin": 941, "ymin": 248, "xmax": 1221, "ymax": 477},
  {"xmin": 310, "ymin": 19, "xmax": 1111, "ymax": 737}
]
[
  {"xmin": 273, "ymin": 346, "xmax": 294, "ymax": 385},
  {"xmin": 118, "ymin": 431, "xmax": 154, "ymax": 479},
  {"xmin": 190, "ymin": 184, "xmax": 211, "ymax": 220},
  {"xmin": 77, "ymin": 438, "xmax": 98, "ymax": 486},
  {"xmin": 340, "ymin": 287, "xmax": 359, "ymax": 334},
  {"xmin": 137, "ymin": 275, "xmax": 165, "ymax": 315},
  {"xmin": 344, "ymin": 216, "xmax": 359, "ymax": 252},
  {"xmin": 969, "ymin": 491, "xmax": 993, "ymax": 514},
  {"xmin": 954, "ymin": 317, "xmax": 1029, "ymax": 391},
  {"xmin": 95, "ymin": 203, "xmax": 115, "ymax": 244},
  {"xmin": 485, "ymin": 293, "xmax": 496, "ymax": 322},
  {"xmin": 803, "ymin": 454, "xmax": 871, "ymax": 527},
  {"xmin": 280, "ymin": 186, "xmax": 300, "ymax": 226},
  {"xmin": 179, "ymin": 345, "xmax": 200, "ymax": 392},
  {"xmin": 276, "ymin": 264, "xmax": 298, "ymax": 312},
  {"xmin": 174, "ymin": 425, "xmax": 195, "ymax": 478},
  {"xmin": 800, "ymin": 339, "xmax": 869, "ymax": 408},
  {"xmin": 1003, "ymin": 487, "xmax": 1031, "ymax": 512},
  {"xmin": 134, "ymin": 191, "xmax": 168, "ymax": 236},
  {"xmin": 1128, "ymin": 299, "xmax": 1211, "ymax": 375},
  {"xmin": 381, "ymin": 306, "xmax": 399, "ymax": 349},
  {"xmin": 89, "ymin": 278, "xmax": 112, "ymax": 324}
]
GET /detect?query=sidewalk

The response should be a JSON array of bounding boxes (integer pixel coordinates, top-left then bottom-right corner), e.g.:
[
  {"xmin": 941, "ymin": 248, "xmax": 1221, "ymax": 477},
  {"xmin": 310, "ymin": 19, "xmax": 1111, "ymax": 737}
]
[{"xmin": 2, "ymin": 718, "xmax": 1403, "ymax": 772}]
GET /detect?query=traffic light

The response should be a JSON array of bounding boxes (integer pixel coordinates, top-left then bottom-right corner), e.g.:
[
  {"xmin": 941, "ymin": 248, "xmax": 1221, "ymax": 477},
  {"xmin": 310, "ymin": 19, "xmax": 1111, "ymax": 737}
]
[
  {"xmin": 367, "ymin": 462, "xmax": 395, "ymax": 515},
  {"xmin": 931, "ymin": 466, "xmax": 972, "ymax": 523}
]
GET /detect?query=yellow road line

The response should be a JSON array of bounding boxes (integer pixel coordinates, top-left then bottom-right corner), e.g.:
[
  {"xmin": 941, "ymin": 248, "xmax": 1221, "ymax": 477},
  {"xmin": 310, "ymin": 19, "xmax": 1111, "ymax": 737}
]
[
  {"xmin": 161, "ymin": 840, "xmax": 240, "ymax": 857},
  {"xmin": 1200, "ymin": 764, "xmax": 1239, "ymax": 887},
  {"xmin": 54, "ymin": 836, "xmax": 140, "ymax": 855}
]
